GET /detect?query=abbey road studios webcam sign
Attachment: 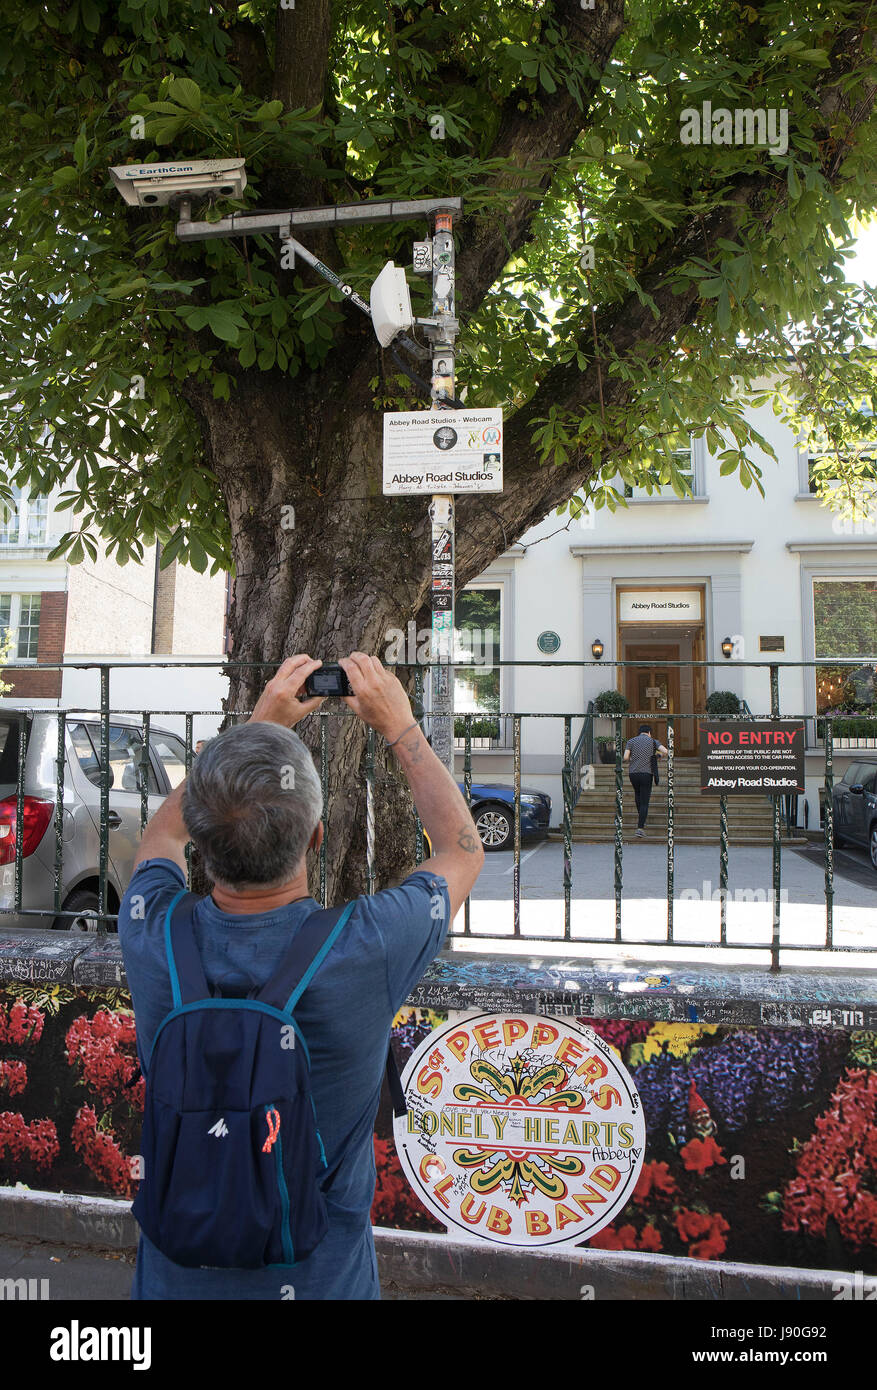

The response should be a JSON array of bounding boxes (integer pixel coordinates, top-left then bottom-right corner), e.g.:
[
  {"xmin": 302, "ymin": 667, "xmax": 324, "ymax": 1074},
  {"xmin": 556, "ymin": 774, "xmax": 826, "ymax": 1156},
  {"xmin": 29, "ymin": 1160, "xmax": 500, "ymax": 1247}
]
[{"xmin": 383, "ymin": 409, "xmax": 503, "ymax": 494}]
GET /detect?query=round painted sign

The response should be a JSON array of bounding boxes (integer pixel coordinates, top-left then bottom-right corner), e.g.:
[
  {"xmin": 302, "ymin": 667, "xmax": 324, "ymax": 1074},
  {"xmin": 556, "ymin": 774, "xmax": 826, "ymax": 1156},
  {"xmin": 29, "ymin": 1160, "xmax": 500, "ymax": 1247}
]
[
  {"xmin": 537, "ymin": 630, "xmax": 561, "ymax": 654},
  {"xmin": 394, "ymin": 1012, "xmax": 645, "ymax": 1248}
]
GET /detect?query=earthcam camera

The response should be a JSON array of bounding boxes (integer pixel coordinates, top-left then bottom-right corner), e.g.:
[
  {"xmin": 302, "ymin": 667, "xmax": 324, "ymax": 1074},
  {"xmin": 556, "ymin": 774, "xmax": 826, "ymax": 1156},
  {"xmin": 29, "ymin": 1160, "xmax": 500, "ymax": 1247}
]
[
  {"xmin": 109, "ymin": 159, "xmax": 247, "ymax": 207},
  {"xmin": 304, "ymin": 665, "xmax": 353, "ymax": 698}
]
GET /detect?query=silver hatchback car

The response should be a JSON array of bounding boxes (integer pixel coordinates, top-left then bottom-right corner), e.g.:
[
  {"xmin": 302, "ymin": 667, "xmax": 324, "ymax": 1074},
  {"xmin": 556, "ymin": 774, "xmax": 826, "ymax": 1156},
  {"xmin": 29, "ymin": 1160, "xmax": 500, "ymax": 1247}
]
[{"xmin": 0, "ymin": 710, "xmax": 188, "ymax": 931}]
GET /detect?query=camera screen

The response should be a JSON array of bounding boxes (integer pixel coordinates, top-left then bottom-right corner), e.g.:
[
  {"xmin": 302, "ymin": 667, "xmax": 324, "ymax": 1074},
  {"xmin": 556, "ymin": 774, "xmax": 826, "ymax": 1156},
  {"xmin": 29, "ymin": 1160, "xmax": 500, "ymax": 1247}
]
[{"xmin": 309, "ymin": 669, "xmax": 344, "ymax": 695}]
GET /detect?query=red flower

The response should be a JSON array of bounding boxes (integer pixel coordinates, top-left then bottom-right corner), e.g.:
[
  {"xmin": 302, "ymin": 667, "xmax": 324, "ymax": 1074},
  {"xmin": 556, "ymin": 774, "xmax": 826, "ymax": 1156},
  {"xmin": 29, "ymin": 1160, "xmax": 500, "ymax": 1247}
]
[
  {"xmin": 65, "ymin": 1010, "xmax": 142, "ymax": 1109},
  {"xmin": 638, "ymin": 1223, "xmax": 663, "ymax": 1252},
  {"xmin": 0, "ymin": 1060, "xmax": 27, "ymax": 1097},
  {"xmin": 588, "ymin": 1223, "xmax": 638, "ymax": 1251},
  {"xmin": 0, "ymin": 1000, "xmax": 45, "ymax": 1047},
  {"xmin": 71, "ymin": 1105, "xmax": 133, "ymax": 1198},
  {"xmin": 783, "ymin": 1068, "xmax": 877, "ymax": 1250},
  {"xmin": 0, "ymin": 1111, "xmax": 58, "ymax": 1172},
  {"xmin": 675, "ymin": 1207, "xmax": 712, "ymax": 1242},
  {"xmin": 588, "ymin": 1224, "xmax": 624, "ymax": 1250},
  {"xmin": 633, "ymin": 1160, "xmax": 678, "ymax": 1205},
  {"xmin": 675, "ymin": 1208, "xmax": 729, "ymax": 1259},
  {"xmin": 680, "ymin": 1136, "xmax": 727, "ymax": 1174}
]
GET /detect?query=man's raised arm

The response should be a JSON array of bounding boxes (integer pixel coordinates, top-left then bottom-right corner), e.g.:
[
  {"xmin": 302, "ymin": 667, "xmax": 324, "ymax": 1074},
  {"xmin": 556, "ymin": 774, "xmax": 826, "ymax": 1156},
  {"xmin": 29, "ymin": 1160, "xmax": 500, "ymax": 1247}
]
[{"xmin": 340, "ymin": 653, "xmax": 485, "ymax": 920}]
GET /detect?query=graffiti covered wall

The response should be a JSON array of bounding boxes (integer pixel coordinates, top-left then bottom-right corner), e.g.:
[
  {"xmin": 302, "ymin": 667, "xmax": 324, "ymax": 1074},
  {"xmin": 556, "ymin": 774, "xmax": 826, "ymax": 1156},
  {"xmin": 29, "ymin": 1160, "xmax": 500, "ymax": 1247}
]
[{"xmin": 1, "ymin": 985, "xmax": 875, "ymax": 1273}]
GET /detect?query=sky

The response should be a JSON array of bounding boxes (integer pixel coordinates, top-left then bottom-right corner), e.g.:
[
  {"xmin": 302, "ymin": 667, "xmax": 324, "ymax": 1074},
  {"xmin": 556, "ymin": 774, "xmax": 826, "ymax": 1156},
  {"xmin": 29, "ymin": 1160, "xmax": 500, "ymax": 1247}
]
[{"xmin": 842, "ymin": 218, "xmax": 877, "ymax": 287}]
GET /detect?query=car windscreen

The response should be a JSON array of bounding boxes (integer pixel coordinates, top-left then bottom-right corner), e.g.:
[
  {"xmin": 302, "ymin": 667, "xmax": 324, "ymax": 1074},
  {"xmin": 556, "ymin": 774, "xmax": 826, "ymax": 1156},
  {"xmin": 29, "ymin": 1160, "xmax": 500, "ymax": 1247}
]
[{"xmin": 0, "ymin": 719, "xmax": 21, "ymax": 787}]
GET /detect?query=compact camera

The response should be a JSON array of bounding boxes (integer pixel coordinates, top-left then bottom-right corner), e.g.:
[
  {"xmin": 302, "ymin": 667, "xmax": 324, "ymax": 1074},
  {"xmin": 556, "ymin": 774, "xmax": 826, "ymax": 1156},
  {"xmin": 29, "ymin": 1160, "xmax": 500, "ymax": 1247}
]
[{"xmin": 304, "ymin": 664, "xmax": 353, "ymax": 697}]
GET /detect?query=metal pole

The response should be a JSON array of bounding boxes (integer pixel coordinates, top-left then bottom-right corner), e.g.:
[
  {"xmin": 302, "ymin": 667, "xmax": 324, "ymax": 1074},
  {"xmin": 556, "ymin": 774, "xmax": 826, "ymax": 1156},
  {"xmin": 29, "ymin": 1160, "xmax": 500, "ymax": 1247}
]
[
  {"xmin": 770, "ymin": 663, "xmax": 781, "ymax": 972},
  {"xmin": 428, "ymin": 208, "xmax": 457, "ymax": 775},
  {"xmin": 666, "ymin": 718, "xmax": 674, "ymax": 944},
  {"xmin": 365, "ymin": 725, "xmax": 375, "ymax": 897},
  {"xmin": 563, "ymin": 716, "xmax": 572, "ymax": 939}
]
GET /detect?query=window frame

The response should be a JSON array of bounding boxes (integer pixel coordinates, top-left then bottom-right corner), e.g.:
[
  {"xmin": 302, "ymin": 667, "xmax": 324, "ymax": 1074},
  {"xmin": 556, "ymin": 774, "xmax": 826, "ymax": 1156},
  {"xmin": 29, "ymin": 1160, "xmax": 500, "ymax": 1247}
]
[
  {"xmin": 0, "ymin": 592, "xmax": 42, "ymax": 663},
  {"xmin": 0, "ymin": 487, "xmax": 49, "ymax": 548}
]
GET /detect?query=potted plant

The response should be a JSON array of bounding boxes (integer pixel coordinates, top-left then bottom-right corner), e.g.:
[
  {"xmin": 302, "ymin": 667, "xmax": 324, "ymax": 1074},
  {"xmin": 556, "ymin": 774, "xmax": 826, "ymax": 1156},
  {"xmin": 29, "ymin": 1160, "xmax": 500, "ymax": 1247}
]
[
  {"xmin": 593, "ymin": 689, "xmax": 630, "ymax": 716},
  {"xmin": 595, "ymin": 735, "xmax": 617, "ymax": 764},
  {"xmin": 593, "ymin": 689, "xmax": 629, "ymax": 759},
  {"xmin": 705, "ymin": 690, "xmax": 741, "ymax": 716}
]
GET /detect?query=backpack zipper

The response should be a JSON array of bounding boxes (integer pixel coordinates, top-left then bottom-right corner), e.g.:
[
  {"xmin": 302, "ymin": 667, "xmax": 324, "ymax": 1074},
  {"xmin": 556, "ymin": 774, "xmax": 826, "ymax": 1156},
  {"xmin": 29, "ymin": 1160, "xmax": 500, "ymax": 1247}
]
[{"xmin": 265, "ymin": 1103, "xmax": 295, "ymax": 1265}]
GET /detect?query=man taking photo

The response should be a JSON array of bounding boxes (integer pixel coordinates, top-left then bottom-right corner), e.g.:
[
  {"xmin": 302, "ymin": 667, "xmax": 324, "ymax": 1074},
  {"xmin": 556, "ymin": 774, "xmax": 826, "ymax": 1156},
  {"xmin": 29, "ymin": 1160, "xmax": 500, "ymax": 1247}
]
[{"xmin": 119, "ymin": 651, "xmax": 484, "ymax": 1300}]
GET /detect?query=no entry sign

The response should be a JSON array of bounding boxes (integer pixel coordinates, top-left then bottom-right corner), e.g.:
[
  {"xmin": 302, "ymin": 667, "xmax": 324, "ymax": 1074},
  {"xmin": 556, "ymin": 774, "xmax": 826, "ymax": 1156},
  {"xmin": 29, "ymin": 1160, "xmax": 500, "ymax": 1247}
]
[{"xmin": 699, "ymin": 721, "xmax": 805, "ymax": 793}]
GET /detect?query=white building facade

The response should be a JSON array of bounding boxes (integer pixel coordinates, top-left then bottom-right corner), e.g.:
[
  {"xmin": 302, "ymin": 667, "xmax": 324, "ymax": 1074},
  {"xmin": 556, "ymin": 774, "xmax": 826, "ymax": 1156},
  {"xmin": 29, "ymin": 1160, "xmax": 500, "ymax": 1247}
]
[{"xmin": 454, "ymin": 396, "xmax": 877, "ymax": 829}]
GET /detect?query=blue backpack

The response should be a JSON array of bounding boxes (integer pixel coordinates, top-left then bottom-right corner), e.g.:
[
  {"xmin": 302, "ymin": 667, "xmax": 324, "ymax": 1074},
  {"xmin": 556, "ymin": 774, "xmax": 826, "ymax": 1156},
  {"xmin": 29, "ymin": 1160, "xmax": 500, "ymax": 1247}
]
[{"xmin": 132, "ymin": 889, "xmax": 357, "ymax": 1270}]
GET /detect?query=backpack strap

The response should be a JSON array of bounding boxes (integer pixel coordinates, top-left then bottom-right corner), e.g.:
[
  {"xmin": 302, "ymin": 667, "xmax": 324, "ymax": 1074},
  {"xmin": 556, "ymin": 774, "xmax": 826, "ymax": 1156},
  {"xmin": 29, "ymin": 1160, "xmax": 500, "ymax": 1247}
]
[
  {"xmin": 256, "ymin": 900, "xmax": 357, "ymax": 1013},
  {"xmin": 386, "ymin": 1047, "xmax": 407, "ymax": 1119},
  {"xmin": 163, "ymin": 889, "xmax": 211, "ymax": 1007}
]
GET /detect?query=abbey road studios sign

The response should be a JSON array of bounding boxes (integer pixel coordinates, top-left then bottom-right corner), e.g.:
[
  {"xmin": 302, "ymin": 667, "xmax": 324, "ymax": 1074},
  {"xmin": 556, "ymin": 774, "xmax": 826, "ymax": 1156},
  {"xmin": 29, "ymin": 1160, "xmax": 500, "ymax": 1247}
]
[
  {"xmin": 383, "ymin": 410, "xmax": 503, "ymax": 494},
  {"xmin": 699, "ymin": 721, "xmax": 806, "ymax": 793},
  {"xmin": 619, "ymin": 589, "xmax": 702, "ymax": 622}
]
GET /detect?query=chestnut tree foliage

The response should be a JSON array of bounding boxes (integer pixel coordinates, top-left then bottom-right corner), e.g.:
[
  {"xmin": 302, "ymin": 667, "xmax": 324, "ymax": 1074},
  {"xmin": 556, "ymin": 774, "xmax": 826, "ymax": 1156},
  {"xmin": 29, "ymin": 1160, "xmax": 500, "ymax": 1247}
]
[{"xmin": 1, "ymin": 0, "xmax": 876, "ymax": 891}]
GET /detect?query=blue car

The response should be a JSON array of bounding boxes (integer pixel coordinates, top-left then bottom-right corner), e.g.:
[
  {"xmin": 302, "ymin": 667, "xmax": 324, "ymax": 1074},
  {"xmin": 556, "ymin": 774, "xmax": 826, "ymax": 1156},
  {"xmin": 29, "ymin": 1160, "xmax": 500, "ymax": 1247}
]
[{"xmin": 458, "ymin": 781, "xmax": 552, "ymax": 852}]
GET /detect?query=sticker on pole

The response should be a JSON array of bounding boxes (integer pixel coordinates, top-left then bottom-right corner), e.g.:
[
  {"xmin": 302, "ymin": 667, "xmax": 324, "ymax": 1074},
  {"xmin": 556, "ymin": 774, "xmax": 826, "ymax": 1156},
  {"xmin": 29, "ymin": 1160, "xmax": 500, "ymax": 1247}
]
[
  {"xmin": 394, "ymin": 1012, "xmax": 645, "ymax": 1247},
  {"xmin": 383, "ymin": 410, "xmax": 503, "ymax": 494}
]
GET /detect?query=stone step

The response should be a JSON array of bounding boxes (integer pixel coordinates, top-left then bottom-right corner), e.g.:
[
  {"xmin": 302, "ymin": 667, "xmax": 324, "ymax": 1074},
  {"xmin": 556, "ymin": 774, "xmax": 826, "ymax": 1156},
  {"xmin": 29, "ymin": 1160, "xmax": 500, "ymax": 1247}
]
[{"xmin": 549, "ymin": 830, "xmax": 800, "ymax": 846}]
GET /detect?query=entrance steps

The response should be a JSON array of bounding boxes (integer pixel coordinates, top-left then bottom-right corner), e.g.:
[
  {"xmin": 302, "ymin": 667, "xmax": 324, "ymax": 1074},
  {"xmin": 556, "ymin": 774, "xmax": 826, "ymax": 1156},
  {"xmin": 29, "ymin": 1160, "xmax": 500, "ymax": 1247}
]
[{"xmin": 558, "ymin": 760, "xmax": 800, "ymax": 845}]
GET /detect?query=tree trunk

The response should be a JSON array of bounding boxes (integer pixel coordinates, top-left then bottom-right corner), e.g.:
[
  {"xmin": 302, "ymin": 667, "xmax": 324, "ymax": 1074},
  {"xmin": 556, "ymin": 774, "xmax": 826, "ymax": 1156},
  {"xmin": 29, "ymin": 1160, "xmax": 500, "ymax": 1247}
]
[{"xmin": 189, "ymin": 354, "xmax": 437, "ymax": 903}]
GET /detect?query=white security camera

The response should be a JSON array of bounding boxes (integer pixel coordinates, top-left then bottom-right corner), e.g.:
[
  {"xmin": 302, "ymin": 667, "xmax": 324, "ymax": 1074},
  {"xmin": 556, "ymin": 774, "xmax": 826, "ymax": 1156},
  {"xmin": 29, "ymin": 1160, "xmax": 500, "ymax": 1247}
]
[
  {"xmin": 370, "ymin": 261, "xmax": 414, "ymax": 347},
  {"xmin": 109, "ymin": 159, "xmax": 247, "ymax": 207}
]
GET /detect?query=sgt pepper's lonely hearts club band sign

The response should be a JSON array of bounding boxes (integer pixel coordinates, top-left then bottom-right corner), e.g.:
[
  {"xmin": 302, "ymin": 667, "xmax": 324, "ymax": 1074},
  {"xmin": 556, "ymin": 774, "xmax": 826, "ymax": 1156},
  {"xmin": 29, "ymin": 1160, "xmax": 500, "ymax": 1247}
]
[{"xmin": 394, "ymin": 1013, "xmax": 645, "ymax": 1248}]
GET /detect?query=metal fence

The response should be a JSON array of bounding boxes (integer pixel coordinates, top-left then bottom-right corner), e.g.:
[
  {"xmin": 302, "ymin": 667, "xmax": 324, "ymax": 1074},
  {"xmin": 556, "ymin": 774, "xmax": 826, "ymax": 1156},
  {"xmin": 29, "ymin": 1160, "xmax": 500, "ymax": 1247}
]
[{"xmin": 0, "ymin": 658, "xmax": 874, "ymax": 973}]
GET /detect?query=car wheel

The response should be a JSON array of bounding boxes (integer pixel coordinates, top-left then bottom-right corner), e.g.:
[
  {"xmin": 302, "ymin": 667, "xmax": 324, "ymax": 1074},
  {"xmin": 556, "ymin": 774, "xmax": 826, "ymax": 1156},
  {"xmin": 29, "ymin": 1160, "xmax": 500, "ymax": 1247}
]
[
  {"xmin": 55, "ymin": 888, "xmax": 102, "ymax": 933},
  {"xmin": 870, "ymin": 824, "xmax": 877, "ymax": 872},
  {"xmin": 474, "ymin": 802, "xmax": 512, "ymax": 851}
]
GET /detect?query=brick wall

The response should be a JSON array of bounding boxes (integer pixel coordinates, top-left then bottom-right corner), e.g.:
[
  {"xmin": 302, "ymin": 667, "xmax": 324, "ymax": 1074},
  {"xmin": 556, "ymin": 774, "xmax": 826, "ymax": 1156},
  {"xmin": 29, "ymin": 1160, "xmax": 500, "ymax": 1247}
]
[{"xmin": 1, "ymin": 590, "xmax": 68, "ymax": 700}]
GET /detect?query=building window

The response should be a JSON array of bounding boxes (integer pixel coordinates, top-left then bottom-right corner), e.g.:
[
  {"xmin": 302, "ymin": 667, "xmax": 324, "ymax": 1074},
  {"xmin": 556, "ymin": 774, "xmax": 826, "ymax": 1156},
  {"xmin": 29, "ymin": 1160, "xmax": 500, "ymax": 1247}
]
[
  {"xmin": 0, "ymin": 487, "xmax": 49, "ymax": 546},
  {"xmin": 807, "ymin": 449, "xmax": 877, "ymax": 495},
  {"xmin": 813, "ymin": 578, "xmax": 877, "ymax": 718},
  {"xmin": 621, "ymin": 433, "xmax": 697, "ymax": 500},
  {"xmin": 453, "ymin": 587, "xmax": 502, "ymax": 744},
  {"xmin": 0, "ymin": 593, "xmax": 42, "ymax": 661}
]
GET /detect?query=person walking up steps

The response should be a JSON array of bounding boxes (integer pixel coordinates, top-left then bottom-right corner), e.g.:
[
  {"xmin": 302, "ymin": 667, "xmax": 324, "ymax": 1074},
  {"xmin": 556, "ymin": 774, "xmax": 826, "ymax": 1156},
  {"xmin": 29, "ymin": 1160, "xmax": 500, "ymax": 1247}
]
[{"xmin": 623, "ymin": 723, "xmax": 668, "ymax": 838}]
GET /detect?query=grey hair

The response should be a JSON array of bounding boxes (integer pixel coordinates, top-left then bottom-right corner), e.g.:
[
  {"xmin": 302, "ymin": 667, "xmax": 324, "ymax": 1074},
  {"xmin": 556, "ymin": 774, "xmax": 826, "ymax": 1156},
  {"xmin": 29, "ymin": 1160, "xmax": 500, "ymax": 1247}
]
[{"xmin": 182, "ymin": 722, "xmax": 323, "ymax": 887}]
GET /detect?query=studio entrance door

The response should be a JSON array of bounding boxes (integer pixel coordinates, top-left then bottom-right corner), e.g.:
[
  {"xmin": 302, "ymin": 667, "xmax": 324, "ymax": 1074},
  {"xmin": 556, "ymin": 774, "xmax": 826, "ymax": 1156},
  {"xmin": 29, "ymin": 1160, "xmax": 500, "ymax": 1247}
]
[{"xmin": 624, "ymin": 645, "xmax": 682, "ymax": 751}]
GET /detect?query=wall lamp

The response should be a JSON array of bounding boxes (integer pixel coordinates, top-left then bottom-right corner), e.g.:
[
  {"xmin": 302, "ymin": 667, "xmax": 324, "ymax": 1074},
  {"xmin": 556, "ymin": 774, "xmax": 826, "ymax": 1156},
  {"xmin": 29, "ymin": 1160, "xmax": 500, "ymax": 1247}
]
[
  {"xmin": 721, "ymin": 636, "xmax": 734, "ymax": 659},
  {"xmin": 591, "ymin": 639, "xmax": 604, "ymax": 660}
]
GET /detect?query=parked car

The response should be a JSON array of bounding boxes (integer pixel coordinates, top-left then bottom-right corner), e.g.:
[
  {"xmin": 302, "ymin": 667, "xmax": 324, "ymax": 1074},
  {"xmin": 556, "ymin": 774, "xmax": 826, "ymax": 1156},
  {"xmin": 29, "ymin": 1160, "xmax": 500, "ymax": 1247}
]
[
  {"xmin": 0, "ymin": 710, "xmax": 188, "ymax": 931},
  {"xmin": 458, "ymin": 781, "xmax": 552, "ymax": 852},
  {"xmin": 831, "ymin": 757, "xmax": 877, "ymax": 871}
]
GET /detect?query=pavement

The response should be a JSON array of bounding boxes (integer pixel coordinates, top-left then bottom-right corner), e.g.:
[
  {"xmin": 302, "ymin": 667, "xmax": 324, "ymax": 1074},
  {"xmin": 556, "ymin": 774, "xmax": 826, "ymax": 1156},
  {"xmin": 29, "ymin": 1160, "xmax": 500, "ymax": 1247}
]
[
  {"xmin": 0, "ymin": 1235, "xmax": 479, "ymax": 1300},
  {"xmin": 449, "ymin": 837, "xmax": 876, "ymax": 966},
  {"xmin": 0, "ymin": 1235, "xmax": 134, "ymax": 1300}
]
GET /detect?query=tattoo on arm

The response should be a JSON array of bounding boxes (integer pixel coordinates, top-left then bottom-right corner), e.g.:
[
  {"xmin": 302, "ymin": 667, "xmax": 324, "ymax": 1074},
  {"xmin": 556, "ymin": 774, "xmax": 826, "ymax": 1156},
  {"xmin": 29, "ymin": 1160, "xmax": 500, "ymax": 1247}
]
[
  {"xmin": 457, "ymin": 826, "xmax": 480, "ymax": 854},
  {"xmin": 400, "ymin": 732, "xmax": 424, "ymax": 762}
]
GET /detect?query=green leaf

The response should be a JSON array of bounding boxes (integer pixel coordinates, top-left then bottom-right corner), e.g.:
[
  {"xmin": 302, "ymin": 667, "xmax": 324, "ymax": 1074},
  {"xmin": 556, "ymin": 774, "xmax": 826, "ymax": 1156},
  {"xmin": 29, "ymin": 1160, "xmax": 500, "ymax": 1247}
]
[
  {"xmin": 52, "ymin": 166, "xmax": 79, "ymax": 188},
  {"xmin": 166, "ymin": 77, "xmax": 201, "ymax": 111},
  {"xmin": 73, "ymin": 129, "xmax": 87, "ymax": 170},
  {"xmin": 254, "ymin": 100, "xmax": 284, "ymax": 122}
]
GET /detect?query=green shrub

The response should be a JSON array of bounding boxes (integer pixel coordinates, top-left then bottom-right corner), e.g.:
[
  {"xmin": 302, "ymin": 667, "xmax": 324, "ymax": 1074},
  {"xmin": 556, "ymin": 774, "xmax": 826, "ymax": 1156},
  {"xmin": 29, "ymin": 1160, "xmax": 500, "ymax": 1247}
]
[
  {"xmin": 593, "ymin": 689, "xmax": 629, "ymax": 715},
  {"xmin": 705, "ymin": 690, "xmax": 741, "ymax": 716},
  {"xmin": 454, "ymin": 715, "xmax": 499, "ymax": 739}
]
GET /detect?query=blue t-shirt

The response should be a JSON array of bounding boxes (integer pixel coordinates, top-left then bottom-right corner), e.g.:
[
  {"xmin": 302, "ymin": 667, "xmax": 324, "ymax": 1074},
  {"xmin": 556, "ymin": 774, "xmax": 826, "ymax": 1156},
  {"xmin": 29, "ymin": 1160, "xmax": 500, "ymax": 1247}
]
[{"xmin": 118, "ymin": 858, "xmax": 449, "ymax": 1301}]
